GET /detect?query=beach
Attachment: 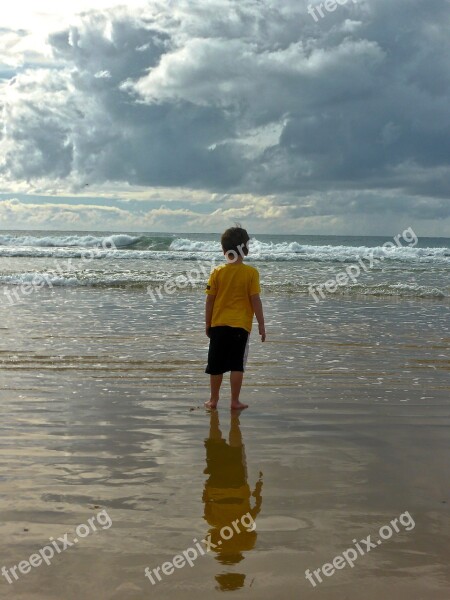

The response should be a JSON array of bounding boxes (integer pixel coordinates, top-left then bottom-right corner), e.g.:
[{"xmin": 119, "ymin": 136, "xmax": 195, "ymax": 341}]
[{"xmin": 0, "ymin": 232, "xmax": 449, "ymax": 599}]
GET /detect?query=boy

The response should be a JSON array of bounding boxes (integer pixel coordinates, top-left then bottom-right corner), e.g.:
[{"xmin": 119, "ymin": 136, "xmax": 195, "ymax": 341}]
[{"xmin": 204, "ymin": 226, "xmax": 266, "ymax": 410}]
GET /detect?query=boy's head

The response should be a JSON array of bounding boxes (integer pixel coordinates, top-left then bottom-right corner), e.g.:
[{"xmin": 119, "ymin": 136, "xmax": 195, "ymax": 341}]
[{"xmin": 221, "ymin": 226, "xmax": 250, "ymax": 261}]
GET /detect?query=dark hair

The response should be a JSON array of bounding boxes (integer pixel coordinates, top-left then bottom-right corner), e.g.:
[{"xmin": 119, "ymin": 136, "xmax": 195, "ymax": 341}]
[{"xmin": 221, "ymin": 225, "xmax": 250, "ymax": 258}]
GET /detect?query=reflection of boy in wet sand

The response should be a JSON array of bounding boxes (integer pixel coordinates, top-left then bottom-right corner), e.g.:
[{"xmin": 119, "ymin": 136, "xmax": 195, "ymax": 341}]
[{"xmin": 203, "ymin": 411, "xmax": 263, "ymax": 579}]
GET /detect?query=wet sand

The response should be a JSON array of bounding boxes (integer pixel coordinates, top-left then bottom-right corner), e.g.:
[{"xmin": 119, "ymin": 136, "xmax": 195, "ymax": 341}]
[{"xmin": 0, "ymin": 289, "xmax": 449, "ymax": 599}]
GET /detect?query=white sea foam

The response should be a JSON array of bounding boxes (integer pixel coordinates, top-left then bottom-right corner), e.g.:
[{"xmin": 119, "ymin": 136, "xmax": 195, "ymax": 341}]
[
  {"xmin": 169, "ymin": 237, "xmax": 449, "ymax": 264},
  {"xmin": 0, "ymin": 233, "xmax": 448, "ymax": 264},
  {"xmin": 346, "ymin": 282, "xmax": 447, "ymax": 299},
  {"xmin": 0, "ymin": 233, "xmax": 140, "ymax": 248},
  {"xmin": 0, "ymin": 273, "xmax": 79, "ymax": 287},
  {"xmin": 169, "ymin": 238, "xmax": 222, "ymax": 252},
  {"xmin": 0, "ymin": 272, "xmax": 446, "ymax": 299}
]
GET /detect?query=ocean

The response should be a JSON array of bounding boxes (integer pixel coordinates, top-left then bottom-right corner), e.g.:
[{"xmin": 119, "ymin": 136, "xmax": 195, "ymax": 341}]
[
  {"xmin": 0, "ymin": 230, "xmax": 449, "ymax": 599},
  {"xmin": 0, "ymin": 230, "xmax": 449, "ymax": 301}
]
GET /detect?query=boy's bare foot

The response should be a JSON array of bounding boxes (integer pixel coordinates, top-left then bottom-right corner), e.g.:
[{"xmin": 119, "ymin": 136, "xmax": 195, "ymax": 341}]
[
  {"xmin": 230, "ymin": 401, "xmax": 248, "ymax": 410},
  {"xmin": 204, "ymin": 400, "xmax": 218, "ymax": 409}
]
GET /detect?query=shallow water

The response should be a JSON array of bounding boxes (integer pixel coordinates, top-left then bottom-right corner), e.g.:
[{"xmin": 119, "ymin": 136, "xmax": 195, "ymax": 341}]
[{"xmin": 0, "ymin": 289, "xmax": 449, "ymax": 598}]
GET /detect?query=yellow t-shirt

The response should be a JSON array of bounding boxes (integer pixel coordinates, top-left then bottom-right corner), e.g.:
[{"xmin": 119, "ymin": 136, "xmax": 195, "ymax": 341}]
[{"xmin": 205, "ymin": 263, "xmax": 261, "ymax": 333}]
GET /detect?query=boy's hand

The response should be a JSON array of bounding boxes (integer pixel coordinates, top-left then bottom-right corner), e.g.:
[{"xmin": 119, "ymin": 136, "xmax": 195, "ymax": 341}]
[
  {"xmin": 259, "ymin": 323, "xmax": 266, "ymax": 342},
  {"xmin": 205, "ymin": 325, "xmax": 211, "ymax": 338},
  {"xmin": 251, "ymin": 294, "xmax": 266, "ymax": 342}
]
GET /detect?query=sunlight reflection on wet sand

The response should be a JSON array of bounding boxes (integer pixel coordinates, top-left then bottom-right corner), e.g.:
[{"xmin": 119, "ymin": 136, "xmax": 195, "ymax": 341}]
[{"xmin": 0, "ymin": 289, "xmax": 448, "ymax": 599}]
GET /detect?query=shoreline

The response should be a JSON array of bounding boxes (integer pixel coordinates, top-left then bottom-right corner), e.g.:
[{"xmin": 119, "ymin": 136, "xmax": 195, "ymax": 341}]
[{"xmin": 0, "ymin": 289, "xmax": 448, "ymax": 598}]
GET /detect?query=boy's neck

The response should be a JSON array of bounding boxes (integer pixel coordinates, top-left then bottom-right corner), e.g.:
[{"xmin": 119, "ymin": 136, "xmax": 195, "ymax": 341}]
[{"xmin": 226, "ymin": 257, "xmax": 244, "ymax": 264}]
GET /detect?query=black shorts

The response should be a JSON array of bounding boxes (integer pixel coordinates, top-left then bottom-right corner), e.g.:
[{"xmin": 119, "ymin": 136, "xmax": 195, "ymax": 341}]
[{"xmin": 205, "ymin": 326, "xmax": 250, "ymax": 375}]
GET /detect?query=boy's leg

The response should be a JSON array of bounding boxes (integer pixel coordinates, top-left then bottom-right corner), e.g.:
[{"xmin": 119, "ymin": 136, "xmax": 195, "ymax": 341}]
[
  {"xmin": 205, "ymin": 374, "xmax": 223, "ymax": 409},
  {"xmin": 209, "ymin": 409, "xmax": 222, "ymax": 439},
  {"xmin": 229, "ymin": 412, "xmax": 243, "ymax": 446},
  {"xmin": 230, "ymin": 371, "xmax": 248, "ymax": 410}
]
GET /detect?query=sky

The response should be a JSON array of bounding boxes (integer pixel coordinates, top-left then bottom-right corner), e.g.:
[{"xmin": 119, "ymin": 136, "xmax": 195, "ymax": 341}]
[{"xmin": 0, "ymin": 0, "xmax": 449, "ymax": 235}]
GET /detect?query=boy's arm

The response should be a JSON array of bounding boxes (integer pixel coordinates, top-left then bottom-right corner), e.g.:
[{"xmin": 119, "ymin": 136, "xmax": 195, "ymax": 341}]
[
  {"xmin": 205, "ymin": 295, "xmax": 216, "ymax": 337},
  {"xmin": 250, "ymin": 294, "xmax": 266, "ymax": 342},
  {"xmin": 250, "ymin": 471, "xmax": 264, "ymax": 518}
]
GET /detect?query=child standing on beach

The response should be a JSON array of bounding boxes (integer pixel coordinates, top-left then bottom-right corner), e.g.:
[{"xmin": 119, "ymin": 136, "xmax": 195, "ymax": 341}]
[{"xmin": 204, "ymin": 226, "xmax": 266, "ymax": 410}]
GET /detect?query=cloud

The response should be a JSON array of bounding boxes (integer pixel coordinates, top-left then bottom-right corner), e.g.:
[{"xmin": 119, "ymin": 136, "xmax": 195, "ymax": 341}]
[
  {"xmin": 0, "ymin": 194, "xmax": 289, "ymax": 232},
  {"xmin": 0, "ymin": 0, "xmax": 449, "ymax": 234},
  {"xmin": 0, "ymin": 197, "xmax": 129, "ymax": 228}
]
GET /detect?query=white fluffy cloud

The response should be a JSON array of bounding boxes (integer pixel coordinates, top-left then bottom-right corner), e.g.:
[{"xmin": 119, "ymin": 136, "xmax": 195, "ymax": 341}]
[
  {"xmin": 0, "ymin": 195, "xmax": 293, "ymax": 232},
  {"xmin": 0, "ymin": 0, "xmax": 449, "ymax": 234}
]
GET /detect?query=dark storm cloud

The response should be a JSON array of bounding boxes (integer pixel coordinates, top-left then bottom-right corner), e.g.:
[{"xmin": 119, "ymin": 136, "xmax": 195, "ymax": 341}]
[{"xmin": 0, "ymin": 0, "xmax": 449, "ymax": 226}]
